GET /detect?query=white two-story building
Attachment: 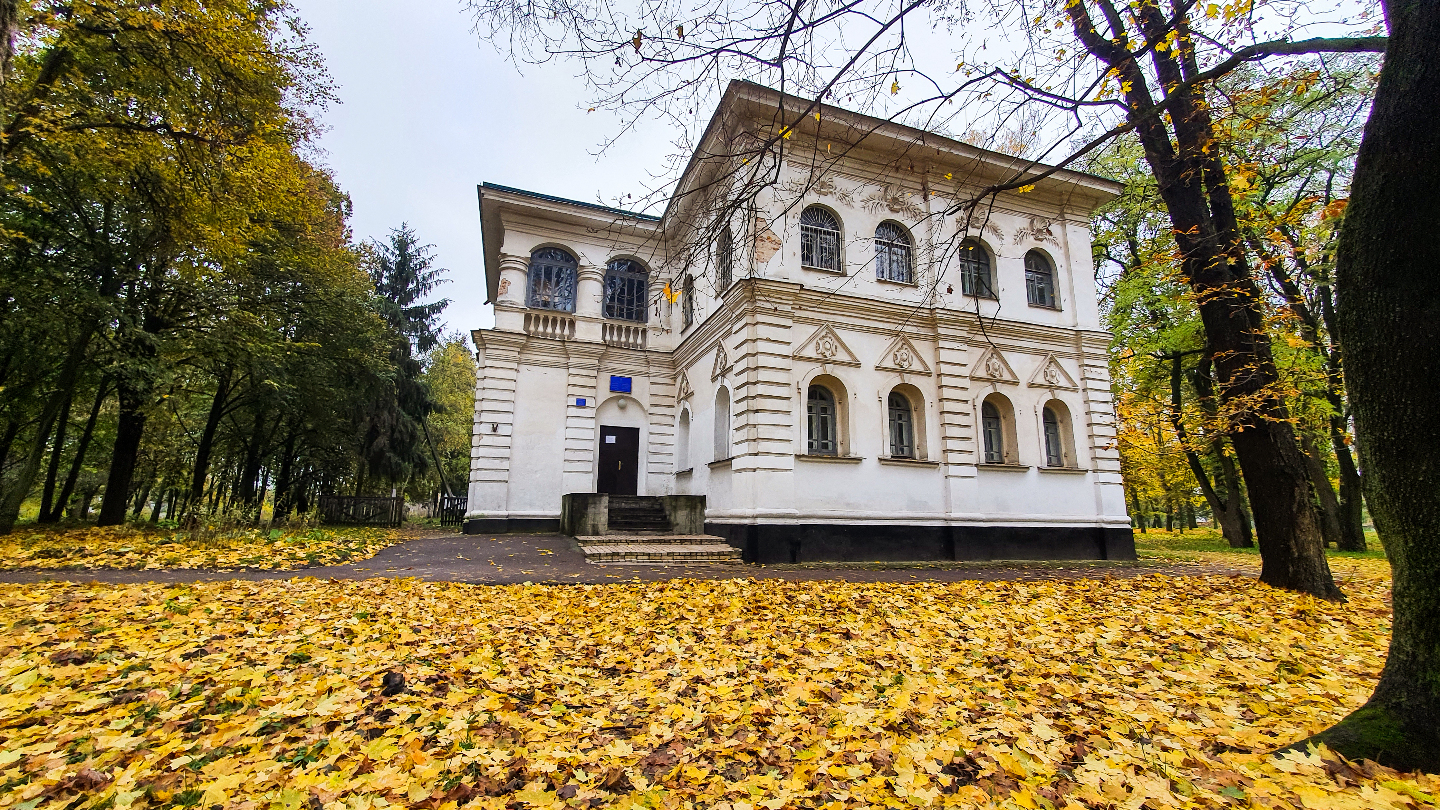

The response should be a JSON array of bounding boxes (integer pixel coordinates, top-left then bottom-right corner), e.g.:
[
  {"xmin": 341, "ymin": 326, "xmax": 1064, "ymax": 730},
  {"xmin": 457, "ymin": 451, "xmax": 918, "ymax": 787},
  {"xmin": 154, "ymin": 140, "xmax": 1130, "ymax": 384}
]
[{"xmin": 466, "ymin": 81, "xmax": 1134, "ymax": 562}]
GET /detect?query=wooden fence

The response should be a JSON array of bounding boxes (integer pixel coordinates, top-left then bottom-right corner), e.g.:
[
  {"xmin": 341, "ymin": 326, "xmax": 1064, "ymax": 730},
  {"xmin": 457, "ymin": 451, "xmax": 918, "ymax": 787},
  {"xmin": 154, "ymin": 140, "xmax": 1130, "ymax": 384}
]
[
  {"xmin": 317, "ymin": 495, "xmax": 405, "ymax": 528},
  {"xmin": 434, "ymin": 494, "xmax": 468, "ymax": 529}
]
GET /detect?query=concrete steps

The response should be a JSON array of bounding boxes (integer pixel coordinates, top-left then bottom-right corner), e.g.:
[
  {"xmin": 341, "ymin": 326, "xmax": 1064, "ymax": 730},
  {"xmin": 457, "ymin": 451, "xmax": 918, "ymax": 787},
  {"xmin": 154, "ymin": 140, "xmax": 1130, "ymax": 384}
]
[
  {"xmin": 606, "ymin": 496, "xmax": 672, "ymax": 533},
  {"xmin": 578, "ymin": 536, "xmax": 743, "ymax": 565}
]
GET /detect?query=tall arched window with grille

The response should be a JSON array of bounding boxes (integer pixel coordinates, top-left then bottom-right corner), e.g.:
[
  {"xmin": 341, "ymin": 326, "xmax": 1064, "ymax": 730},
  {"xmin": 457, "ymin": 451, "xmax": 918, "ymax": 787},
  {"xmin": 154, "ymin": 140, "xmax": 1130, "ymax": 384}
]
[
  {"xmin": 1025, "ymin": 250, "xmax": 1059, "ymax": 308},
  {"xmin": 717, "ymin": 225, "xmax": 734, "ymax": 290},
  {"xmin": 1043, "ymin": 406, "xmax": 1065, "ymax": 467},
  {"xmin": 681, "ymin": 274, "xmax": 695, "ymax": 329},
  {"xmin": 800, "ymin": 206, "xmax": 841, "ymax": 271},
  {"xmin": 527, "ymin": 248, "xmax": 577, "ymax": 312},
  {"xmin": 959, "ymin": 239, "xmax": 995, "ymax": 298},
  {"xmin": 981, "ymin": 401, "xmax": 1004, "ymax": 464},
  {"xmin": 888, "ymin": 392, "xmax": 915, "ymax": 458},
  {"xmin": 807, "ymin": 386, "xmax": 838, "ymax": 455},
  {"xmin": 603, "ymin": 259, "xmax": 648, "ymax": 322},
  {"xmin": 875, "ymin": 222, "xmax": 913, "ymax": 283}
]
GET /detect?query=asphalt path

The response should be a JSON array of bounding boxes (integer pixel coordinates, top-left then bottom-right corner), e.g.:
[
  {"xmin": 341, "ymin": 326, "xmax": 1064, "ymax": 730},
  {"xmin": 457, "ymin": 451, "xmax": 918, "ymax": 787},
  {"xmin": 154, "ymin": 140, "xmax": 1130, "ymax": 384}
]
[{"xmin": 0, "ymin": 531, "xmax": 1257, "ymax": 586}]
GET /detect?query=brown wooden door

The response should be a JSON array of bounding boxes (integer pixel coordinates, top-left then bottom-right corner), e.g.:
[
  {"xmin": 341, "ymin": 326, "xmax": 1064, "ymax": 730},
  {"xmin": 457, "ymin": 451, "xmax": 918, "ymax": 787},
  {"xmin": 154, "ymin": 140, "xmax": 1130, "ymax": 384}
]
[{"xmin": 596, "ymin": 426, "xmax": 640, "ymax": 495}]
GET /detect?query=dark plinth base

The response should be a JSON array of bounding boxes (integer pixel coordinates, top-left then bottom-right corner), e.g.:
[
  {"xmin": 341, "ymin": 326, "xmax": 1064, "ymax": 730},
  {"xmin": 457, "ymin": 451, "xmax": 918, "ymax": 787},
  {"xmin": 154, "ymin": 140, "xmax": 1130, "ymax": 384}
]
[
  {"xmin": 704, "ymin": 523, "xmax": 1137, "ymax": 564},
  {"xmin": 463, "ymin": 518, "xmax": 562, "ymax": 535}
]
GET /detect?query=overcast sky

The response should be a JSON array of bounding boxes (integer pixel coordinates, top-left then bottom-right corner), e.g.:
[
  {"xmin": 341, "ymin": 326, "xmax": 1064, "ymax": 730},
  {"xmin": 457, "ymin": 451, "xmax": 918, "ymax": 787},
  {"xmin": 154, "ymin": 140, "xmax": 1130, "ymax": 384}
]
[{"xmin": 290, "ymin": 0, "xmax": 679, "ymax": 339}]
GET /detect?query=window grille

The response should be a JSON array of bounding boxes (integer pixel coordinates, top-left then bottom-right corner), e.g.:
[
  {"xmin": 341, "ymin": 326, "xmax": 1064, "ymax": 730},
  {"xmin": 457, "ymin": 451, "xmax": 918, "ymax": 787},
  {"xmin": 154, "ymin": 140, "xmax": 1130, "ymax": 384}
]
[
  {"xmin": 981, "ymin": 401, "xmax": 1004, "ymax": 463},
  {"xmin": 1043, "ymin": 407, "xmax": 1064, "ymax": 467},
  {"xmin": 800, "ymin": 207, "xmax": 841, "ymax": 271},
  {"xmin": 807, "ymin": 386, "xmax": 837, "ymax": 455},
  {"xmin": 526, "ymin": 248, "xmax": 577, "ymax": 312},
  {"xmin": 718, "ymin": 225, "xmax": 734, "ymax": 291},
  {"xmin": 888, "ymin": 392, "xmax": 914, "ymax": 458},
  {"xmin": 875, "ymin": 222, "xmax": 913, "ymax": 284},
  {"xmin": 681, "ymin": 274, "xmax": 695, "ymax": 329},
  {"xmin": 603, "ymin": 259, "xmax": 649, "ymax": 322},
  {"xmin": 1025, "ymin": 250, "xmax": 1058, "ymax": 308},
  {"xmin": 959, "ymin": 239, "xmax": 995, "ymax": 298}
]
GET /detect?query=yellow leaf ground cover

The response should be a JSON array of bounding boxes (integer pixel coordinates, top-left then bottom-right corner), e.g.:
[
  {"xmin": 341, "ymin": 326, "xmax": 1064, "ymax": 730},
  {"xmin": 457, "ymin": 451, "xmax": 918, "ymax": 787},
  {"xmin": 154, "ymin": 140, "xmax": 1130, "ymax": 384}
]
[
  {"xmin": 0, "ymin": 525, "xmax": 406, "ymax": 571},
  {"xmin": 2, "ymin": 573, "xmax": 1434, "ymax": 809}
]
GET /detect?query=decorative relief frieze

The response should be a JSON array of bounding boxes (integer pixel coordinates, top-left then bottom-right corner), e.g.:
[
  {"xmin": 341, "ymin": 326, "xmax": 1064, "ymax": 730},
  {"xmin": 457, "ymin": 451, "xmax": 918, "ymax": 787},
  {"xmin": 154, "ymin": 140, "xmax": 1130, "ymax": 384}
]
[
  {"xmin": 1027, "ymin": 354, "xmax": 1079, "ymax": 390},
  {"xmin": 971, "ymin": 346, "xmax": 1019, "ymax": 384},
  {"xmin": 875, "ymin": 334, "xmax": 933, "ymax": 375},
  {"xmin": 711, "ymin": 343, "xmax": 730, "ymax": 380},
  {"xmin": 793, "ymin": 323, "xmax": 861, "ymax": 367},
  {"xmin": 863, "ymin": 184, "xmax": 925, "ymax": 220},
  {"xmin": 1013, "ymin": 215, "xmax": 1059, "ymax": 246}
]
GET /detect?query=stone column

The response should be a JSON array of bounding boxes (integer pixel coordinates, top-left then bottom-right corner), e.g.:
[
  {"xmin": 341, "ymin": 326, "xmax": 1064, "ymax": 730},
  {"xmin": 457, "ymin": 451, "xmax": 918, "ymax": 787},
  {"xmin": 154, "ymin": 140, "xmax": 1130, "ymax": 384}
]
[
  {"xmin": 494, "ymin": 254, "xmax": 529, "ymax": 333},
  {"xmin": 575, "ymin": 264, "xmax": 605, "ymax": 343}
]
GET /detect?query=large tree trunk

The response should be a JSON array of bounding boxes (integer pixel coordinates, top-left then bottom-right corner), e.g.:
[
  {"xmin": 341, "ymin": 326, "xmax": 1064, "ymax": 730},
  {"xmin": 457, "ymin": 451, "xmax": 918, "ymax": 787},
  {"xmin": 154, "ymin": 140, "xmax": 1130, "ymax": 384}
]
[
  {"xmin": 96, "ymin": 383, "xmax": 149, "ymax": 526},
  {"xmin": 37, "ymin": 392, "xmax": 72, "ymax": 522},
  {"xmin": 1066, "ymin": 2, "xmax": 1339, "ymax": 599},
  {"xmin": 1331, "ymin": 419, "xmax": 1368, "ymax": 551},
  {"xmin": 186, "ymin": 367, "xmax": 232, "ymax": 520},
  {"xmin": 1300, "ymin": 0, "xmax": 1440, "ymax": 771},
  {"xmin": 1302, "ymin": 432, "xmax": 1345, "ymax": 549},
  {"xmin": 53, "ymin": 378, "xmax": 108, "ymax": 522},
  {"xmin": 0, "ymin": 327, "xmax": 93, "ymax": 533}
]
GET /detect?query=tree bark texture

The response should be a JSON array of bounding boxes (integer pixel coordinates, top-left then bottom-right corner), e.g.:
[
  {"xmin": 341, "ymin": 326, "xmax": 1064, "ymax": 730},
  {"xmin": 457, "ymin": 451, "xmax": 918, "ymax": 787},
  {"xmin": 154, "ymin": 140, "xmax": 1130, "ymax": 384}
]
[
  {"xmin": 37, "ymin": 392, "xmax": 72, "ymax": 522},
  {"xmin": 1066, "ymin": 0, "xmax": 1339, "ymax": 599},
  {"xmin": 1303, "ymin": 0, "xmax": 1440, "ymax": 771},
  {"xmin": 187, "ymin": 367, "xmax": 232, "ymax": 520},
  {"xmin": 54, "ymin": 378, "xmax": 108, "ymax": 522},
  {"xmin": 0, "ymin": 326, "xmax": 93, "ymax": 533},
  {"xmin": 1331, "ymin": 420, "xmax": 1368, "ymax": 551},
  {"xmin": 1302, "ymin": 432, "xmax": 1345, "ymax": 549},
  {"xmin": 96, "ymin": 382, "xmax": 149, "ymax": 526}
]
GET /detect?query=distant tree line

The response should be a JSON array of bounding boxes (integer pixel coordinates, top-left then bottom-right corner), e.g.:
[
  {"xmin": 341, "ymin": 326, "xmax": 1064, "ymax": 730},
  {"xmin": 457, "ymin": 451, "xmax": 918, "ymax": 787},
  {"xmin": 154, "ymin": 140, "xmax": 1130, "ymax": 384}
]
[{"xmin": 0, "ymin": 1, "xmax": 474, "ymax": 532}]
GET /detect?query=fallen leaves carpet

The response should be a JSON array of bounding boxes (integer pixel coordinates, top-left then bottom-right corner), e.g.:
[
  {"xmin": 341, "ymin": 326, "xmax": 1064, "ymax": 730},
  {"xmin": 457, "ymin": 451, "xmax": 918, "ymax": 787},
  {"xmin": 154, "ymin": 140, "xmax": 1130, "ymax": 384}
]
[
  {"xmin": 3, "ymin": 573, "xmax": 1435, "ymax": 809},
  {"xmin": 0, "ymin": 526, "xmax": 405, "ymax": 571}
]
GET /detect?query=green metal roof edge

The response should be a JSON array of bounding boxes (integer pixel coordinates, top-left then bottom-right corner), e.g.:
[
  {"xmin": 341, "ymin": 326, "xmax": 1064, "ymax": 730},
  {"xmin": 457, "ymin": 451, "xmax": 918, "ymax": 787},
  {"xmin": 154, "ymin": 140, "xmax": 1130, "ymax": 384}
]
[{"xmin": 481, "ymin": 182, "xmax": 662, "ymax": 222}]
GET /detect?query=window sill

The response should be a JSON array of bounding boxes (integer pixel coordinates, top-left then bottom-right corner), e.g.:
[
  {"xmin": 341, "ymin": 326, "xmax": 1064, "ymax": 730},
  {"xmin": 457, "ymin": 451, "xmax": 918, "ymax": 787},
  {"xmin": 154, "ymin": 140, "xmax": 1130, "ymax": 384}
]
[
  {"xmin": 879, "ymin": 457, "xmax": 940, "ymax": 467},
  {"xmin": 978, "ymin": 463, "xmax": 1031, "ymax": 471},
  {"xmin": 875, "ymin": 277, "xmax": 918, "ymax": 287},
  {"xmin": 675, "ymin": 468, "xmax": 694, "ymax": 477},
  {"xmin": 1026, "ymin": 303, "xmax": 1063, "ymax": 311},
  {"xmin": 708, "ymin": 458, "xmax": 733, "ymax": 469},
  {"xmin": 1039, "ymin": 466, "xmax": 1088, "ymax": 474},
  {"xmin": 802, "ymin": 264, "xmax": 845, "ymax": 274},
  {"xmin": 795, "ymin": 454, "xmax": 863, "ymax": 463}
]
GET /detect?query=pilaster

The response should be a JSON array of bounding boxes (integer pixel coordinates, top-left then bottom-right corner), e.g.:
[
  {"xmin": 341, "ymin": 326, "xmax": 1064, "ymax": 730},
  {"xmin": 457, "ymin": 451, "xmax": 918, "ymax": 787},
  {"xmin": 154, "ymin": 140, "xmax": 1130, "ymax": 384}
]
[
  {"xmin": 561, "ymin": 342, "xmax": 603, "ymax": 494},
  {"xmin": 467, "ymin": 334, "xmax": 523, "ymax": 518}
]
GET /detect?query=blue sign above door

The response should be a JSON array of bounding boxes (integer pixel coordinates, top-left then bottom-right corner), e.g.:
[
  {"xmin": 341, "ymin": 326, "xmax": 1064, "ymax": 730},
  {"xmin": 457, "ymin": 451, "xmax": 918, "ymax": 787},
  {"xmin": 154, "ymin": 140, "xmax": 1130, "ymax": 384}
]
[{"xmin": 609, "ymin": 375, "xmax": 632, "ymax": 393}]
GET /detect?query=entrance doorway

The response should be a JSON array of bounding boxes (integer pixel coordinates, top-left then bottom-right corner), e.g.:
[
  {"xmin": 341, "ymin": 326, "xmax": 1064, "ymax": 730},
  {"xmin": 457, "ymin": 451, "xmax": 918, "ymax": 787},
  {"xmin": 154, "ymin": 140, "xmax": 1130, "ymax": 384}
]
[{"xmin": 597, "ymin": 426, "xmax": 640, "ymax": 495}]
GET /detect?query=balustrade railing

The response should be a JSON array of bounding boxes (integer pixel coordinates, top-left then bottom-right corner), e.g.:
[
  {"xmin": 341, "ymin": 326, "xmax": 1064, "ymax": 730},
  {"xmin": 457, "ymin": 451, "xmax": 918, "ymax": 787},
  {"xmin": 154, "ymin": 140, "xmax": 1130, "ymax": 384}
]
[
  {"xmin": 523, "ymin": 312, "xmax": 576, "ymax": 341},
  {"xmin": 602, "ymin": 322, "xmax": 647, "ymax": 350}
]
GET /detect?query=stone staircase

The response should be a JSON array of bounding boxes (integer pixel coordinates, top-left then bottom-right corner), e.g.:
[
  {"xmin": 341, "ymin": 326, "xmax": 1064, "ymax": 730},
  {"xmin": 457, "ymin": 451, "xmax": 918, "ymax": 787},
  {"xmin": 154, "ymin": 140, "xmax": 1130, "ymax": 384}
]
[{"xmin": 576, "ymin": 495, "xmax": 742, "ymax": 565}]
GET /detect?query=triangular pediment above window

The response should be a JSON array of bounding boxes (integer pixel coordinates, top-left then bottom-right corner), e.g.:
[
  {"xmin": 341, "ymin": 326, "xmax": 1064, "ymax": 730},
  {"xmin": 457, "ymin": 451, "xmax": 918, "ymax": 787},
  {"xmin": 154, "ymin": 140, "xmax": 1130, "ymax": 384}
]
[
  {"xmin": 711, "ymin": 343, "xmax": 730, "ymax": 380},
  {"xmin": 1027, "ymin": 353, "xmax": 1079, "ymax": 390},
  {"xmin": 875, "ymin": 334, "xmax": 932, "ymax": 375},
  {"xmin": 676, "ymin": 371, "xmax": 693, "ymax": 400},
  {"xmin": 793, "ymin": 323, "xmax": 861, "ymax": 367},
  {"xmin": 971, "ymin": 346, "xmax": 1019, "ymax": 384}
]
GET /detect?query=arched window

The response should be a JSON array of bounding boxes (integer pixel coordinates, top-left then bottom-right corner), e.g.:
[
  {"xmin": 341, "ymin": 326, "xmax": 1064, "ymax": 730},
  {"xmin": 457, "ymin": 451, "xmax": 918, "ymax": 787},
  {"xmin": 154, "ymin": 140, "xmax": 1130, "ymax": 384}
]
[
  {"xmin": 714, "ymin": 388, "xmax": 731, "ymax": 461},
  {"xmin": 875, "ymin": 222, "xmax": 913, "ymax": 284},
  {"xmin": 1042, "ymin": 406, "xmax": 1064, "ymax": 467},
  {"xmin": 800, "ymin": 206, "xmax": 841, "ymax": 272},
  {"xmin": 681, "ymin": 274, "xmax": 695, "ymax": 329},
  {"xmin": 717, "ymin": 225, "xmax": 734, "ymax": 291},
  {"xmin": 959, "ymin": 239, "xmax": 995, "ymax": 298},
  {"xmin": 888, "ymin": 392, "xmax": 915, "ymax": 458},
  {"xmin": 807, "ymin": 386, "xmax": 838, "ymax": 455},
  {"xmin": 676, "ymin": 410, "xmax": 691, "ymax": 471},
  {"xmin": 981, "ymin": 401, "xmax": 1004, "ymax": 464},
  {"xmin": 603, "ymin": 259, "xmax": 649, "ymax": 322},
  {"xmin": 1025, "ymin": 250, "xmax": 1058, "ymax": 308},
  {"xmin": 527, "ymin": 248, "xmax": 577, "ymax": 312}
]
